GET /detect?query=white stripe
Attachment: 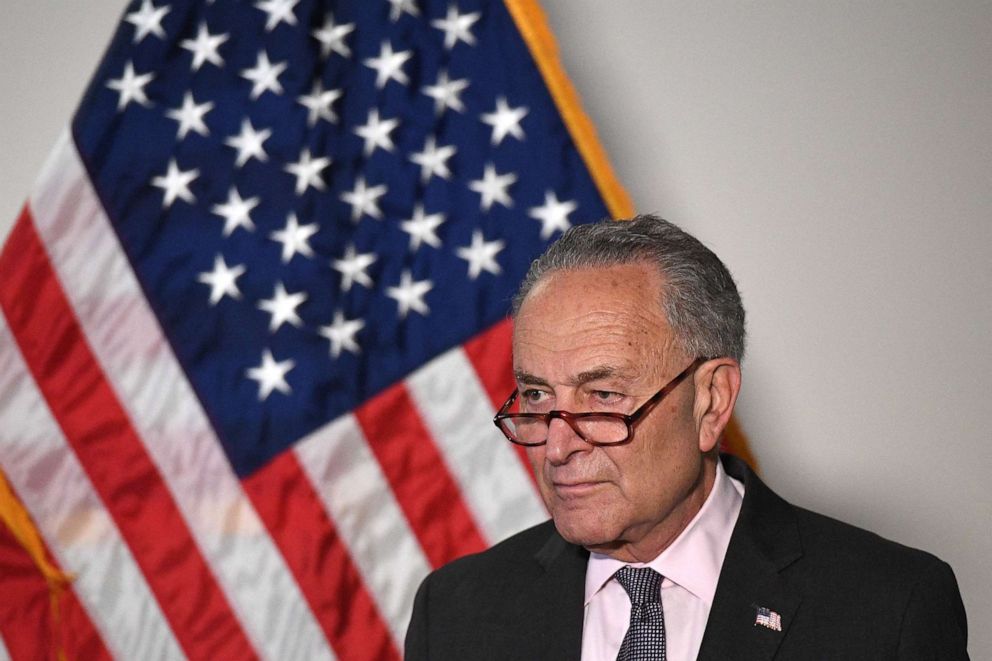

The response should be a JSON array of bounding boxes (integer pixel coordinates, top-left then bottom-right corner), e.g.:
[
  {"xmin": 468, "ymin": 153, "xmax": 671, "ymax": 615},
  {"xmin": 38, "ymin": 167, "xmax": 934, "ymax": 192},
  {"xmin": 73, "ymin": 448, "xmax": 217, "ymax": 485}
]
[
  {"xmin": 406, "ymin": 348, "xmax": 547, "ymax": 544},
  {"xmin": 0, "ymin": 632, "xmax": 11, "ymax": 661},
  {"xmin": 295, "ymin": 414, "xmax": 433, "ymax": 648},
  {"xmin": 28, "ymin": 131, "xmax": 333, "ymax": 661},
  {"xmin": 0, "ymin": 312, "xmax": 183, "ymax": 660}
]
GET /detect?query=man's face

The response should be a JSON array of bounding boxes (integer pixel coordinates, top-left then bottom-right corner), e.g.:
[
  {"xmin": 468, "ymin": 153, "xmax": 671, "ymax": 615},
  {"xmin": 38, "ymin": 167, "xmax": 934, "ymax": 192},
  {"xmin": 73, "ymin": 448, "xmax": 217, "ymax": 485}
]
[{"xmin": 513, "ymin": 262, "xmax": 714, "ymax": 562}]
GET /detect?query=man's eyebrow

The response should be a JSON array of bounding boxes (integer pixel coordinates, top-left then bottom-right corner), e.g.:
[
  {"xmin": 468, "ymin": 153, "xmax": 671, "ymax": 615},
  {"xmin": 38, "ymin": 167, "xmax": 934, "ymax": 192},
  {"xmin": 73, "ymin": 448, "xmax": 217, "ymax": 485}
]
[
  {"xmin": 571, "ymin": 366, "xmax": 631, "ymax": 386},
  {"xmin": 513, "ymin": 371, "xmax": 549, "ymax": 386},
  {"xmin": 513, "ymin": 366, "xmax": 634, "ymax": 387}
]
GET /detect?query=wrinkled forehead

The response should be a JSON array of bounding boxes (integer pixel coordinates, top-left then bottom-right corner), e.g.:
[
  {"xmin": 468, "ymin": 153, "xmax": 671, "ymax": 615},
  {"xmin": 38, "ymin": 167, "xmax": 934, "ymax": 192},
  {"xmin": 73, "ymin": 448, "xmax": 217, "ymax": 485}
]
[{"xmin": 512, "ymin": 264, "xmax": 679, "ymax": 379}]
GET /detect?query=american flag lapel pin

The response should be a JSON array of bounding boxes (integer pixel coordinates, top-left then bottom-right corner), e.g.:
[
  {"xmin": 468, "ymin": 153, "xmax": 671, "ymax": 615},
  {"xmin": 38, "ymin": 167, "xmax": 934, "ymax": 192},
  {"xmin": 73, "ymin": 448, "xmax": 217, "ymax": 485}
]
[{"xmin": 754, "ymin": 606, "xmax": 783, "ymax": 631}]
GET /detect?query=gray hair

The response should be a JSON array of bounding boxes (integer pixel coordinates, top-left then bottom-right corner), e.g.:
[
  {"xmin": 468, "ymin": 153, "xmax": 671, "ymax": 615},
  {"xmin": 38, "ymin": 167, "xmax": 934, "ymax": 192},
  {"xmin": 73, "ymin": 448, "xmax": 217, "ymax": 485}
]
[{"xmin": 512, "ymin": 214, "xmax": 746, "ymax": 363}]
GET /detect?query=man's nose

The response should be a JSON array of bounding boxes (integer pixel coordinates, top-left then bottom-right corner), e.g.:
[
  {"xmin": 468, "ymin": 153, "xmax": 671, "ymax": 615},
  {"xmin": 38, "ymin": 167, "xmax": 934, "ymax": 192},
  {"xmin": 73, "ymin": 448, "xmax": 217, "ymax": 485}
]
[{"xmin": 544, "ymin": 415, "xmax": 591, "ymax": 465}]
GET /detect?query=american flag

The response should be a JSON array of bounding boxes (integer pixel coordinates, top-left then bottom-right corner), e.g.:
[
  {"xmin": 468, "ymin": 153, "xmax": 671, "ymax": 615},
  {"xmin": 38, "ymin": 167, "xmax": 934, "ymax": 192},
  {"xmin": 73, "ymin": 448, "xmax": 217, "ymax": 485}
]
[{"xmin": 0, "ymin": 0, "xmax": 632, "ymax": 658}]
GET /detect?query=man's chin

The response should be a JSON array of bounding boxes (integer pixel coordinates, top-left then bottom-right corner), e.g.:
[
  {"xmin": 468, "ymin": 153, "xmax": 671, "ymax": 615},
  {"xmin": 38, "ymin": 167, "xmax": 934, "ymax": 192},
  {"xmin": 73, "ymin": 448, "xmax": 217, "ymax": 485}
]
[{"xmin": 550, "ymin": 515, "xmax": 617, "ymax": 550}]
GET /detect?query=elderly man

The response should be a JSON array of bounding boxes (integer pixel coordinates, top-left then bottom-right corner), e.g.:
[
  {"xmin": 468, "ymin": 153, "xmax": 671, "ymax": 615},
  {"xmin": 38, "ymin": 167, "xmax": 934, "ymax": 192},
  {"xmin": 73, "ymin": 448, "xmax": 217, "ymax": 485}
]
[{"xmin": 405, "ymin": 215, "xmax": 967, "ymax": 660}]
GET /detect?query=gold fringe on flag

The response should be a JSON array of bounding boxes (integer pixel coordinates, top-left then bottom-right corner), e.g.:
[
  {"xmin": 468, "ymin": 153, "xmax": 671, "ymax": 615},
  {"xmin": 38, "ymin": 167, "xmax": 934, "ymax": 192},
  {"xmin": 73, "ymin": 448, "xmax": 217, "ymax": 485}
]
[{"xmin": 0, "ymin": 466, "xmax": 74, "ymax": 660}]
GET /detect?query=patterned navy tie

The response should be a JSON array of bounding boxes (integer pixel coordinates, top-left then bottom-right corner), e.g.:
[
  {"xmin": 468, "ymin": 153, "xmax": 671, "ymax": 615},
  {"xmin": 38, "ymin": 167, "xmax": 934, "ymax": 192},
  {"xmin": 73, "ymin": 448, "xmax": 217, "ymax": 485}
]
[{"xmin": 614, "ymin": 566, "xmax": 666, "ymax": 661}]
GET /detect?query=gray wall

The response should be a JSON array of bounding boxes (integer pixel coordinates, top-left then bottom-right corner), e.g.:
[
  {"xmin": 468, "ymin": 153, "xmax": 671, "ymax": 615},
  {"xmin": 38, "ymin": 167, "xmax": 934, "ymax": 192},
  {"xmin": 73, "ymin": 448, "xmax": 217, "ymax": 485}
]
[{"xmin": 2, "ymin": 1, "xmax": 989, "ymax": 657}]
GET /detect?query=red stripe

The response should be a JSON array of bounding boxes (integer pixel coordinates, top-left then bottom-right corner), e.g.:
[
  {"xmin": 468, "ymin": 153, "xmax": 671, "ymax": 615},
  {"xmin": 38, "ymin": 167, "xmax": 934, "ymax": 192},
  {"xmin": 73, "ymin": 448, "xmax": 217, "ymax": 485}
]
[
  {"xmin": 355, "ymin": 383, "xmax": 487, "ymax": 567},
  {"xmin": 243, "ymin": 450, "xmax": 400, "ymax": 661},
  {"xmin": 0, "ymin": 209, "xmax": 257, "ymax": 660},
  {"xmin": 463, "ymin": 319, "xmax": 540, "ymax": 489},
  {"xmin": 0, "ymin": 481, "xmax": 112, "ymax": 661}
]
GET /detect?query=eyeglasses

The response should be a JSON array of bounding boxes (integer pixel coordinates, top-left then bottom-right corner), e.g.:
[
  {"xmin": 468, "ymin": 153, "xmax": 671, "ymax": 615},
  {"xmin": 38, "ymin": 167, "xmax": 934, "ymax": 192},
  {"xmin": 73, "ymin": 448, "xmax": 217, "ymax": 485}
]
[{"xmin": 493, "ymin": 357, "xmax": 707, "ymax": 447}]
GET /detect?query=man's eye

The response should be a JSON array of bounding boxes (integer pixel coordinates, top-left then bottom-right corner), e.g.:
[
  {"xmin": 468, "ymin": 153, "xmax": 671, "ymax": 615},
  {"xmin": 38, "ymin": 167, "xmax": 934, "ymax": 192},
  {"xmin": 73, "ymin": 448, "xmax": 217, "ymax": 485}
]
[
  {"xmin": 521, "ymin": 389, "xmax": 547, "ymax": 403},
  {"xmin": 589, "ymin": 391, "xmax": 624, "ymax": 407}
]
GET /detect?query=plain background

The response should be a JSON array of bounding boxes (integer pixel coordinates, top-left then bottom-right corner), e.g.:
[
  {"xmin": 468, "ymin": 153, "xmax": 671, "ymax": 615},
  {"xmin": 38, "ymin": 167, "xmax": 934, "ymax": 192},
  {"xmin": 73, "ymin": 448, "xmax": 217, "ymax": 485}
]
[{"xmin": 1, "ymin": 1, "xmax": 989, "ymax": 657}]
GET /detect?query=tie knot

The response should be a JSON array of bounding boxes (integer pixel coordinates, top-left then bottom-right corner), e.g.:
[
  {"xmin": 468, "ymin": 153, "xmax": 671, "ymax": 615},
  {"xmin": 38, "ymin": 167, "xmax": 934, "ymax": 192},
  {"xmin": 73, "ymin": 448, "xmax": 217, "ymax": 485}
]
[{"xmin": 614, "ymin": 566, "xmax": 663, "ymax": 606}]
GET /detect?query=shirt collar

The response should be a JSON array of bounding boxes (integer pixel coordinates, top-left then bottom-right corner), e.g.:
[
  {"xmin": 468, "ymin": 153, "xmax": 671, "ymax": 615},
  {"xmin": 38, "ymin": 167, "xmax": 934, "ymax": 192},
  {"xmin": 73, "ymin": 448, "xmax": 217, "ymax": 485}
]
[{"xmin": 584, "ymin": 459, "xmax": 744, "ymax": 607}]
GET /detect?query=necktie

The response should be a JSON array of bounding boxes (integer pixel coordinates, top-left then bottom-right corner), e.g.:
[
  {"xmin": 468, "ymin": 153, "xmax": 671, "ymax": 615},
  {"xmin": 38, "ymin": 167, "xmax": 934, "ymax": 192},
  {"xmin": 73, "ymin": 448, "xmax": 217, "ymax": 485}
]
[{"xmin": 614, "ymin": 566, "xmax": 666, "ymax": 661}]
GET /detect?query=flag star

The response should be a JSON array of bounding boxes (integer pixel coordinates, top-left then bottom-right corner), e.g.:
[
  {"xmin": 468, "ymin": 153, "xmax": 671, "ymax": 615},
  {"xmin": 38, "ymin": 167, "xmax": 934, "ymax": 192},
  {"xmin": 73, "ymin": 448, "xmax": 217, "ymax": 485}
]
[
  {"xmin": 469, "ymin": 163, "xmax": 517, "ymax": 212},
  {"xmin": 431, "ymin": 5, "xmax": 481, "ymax": 50},
  {"xmin": 363, "ymin": 41, "xmax": 413, "ymax": 89},
  {"xmin": 211, "ymin": 187, "xmax": 259, "ymax": 236},
  {"xmin": 106, "ymin": 61, "xmax": 154, "ymax": 111},
  {"xmin": 151, "ymin": 159, "xmax": 198, "ymax": 208},
  {"xmin": 409, "ymin": 136, "xmax": 457, "ymax": 183},
  {"xmin": 400, "ymin": 204, "xmax": 445, "ymax": 251},
  {"xmin": 388, "ymin": 0, "xmax": 420, "ymax": 21},
  {"xmin": 257, "ymin": 282, "xmax": 308, "ymax": 333},
  {"xmin": 331, "ymin": 244, "xmax": 377, "ymax": 292},
  {"xmin": 529, "ymin": 191, "xmax": 578, "ymax": 239},
  {"xmin": 297, "ymin": 81, "xmax": 342, "ymax": 127},
  {"xmin": 254, "ymin": 0, "xmax": 299, "ymax": 31},
  {"xmin": 386, "ymin": 270, "xmax": 433, "ymax": 318},
  {"xmin": 165, "ymin": 91, "xmax": 214, "ymax": 139},
  {"xmin": 340, "ymin": 176, "xmax": 388, "ymax": 222},
  {"xmin": 225, "ymin": 119, "xmax": 271, "ymax": 167},
  {"xmin": 422, "ymin": 70, "xmax": 469, "ymax": 115},
  {"xmin": 125, "ymin": 0, "xmax": 170, "ymax": 43},
  {"xmin": 353, "ymin": 109, "xmax": 400, "ymax": 156},
  {"xmin": 456, "ymin": 229, "xmax": 505, "ymax": 279},
  {"xmin": 197, "ymin": 254, "xmax": 246, "ymax": 305},
  {"xmin": 270, "ymin": 213, "xmax": 318, "ymax": 263},
  {"xmin": 481, "ymin": 96, "xmax": 528, "ymax": 145},
  {"xmin": 319, "ymin": 311, "xmax": 365, "ymax": 358},
  {"xmin": 180, "ymin": 23, "xmax": 228, "ymax": 71},
  {"xmin": 312, "ymin": 13, "xmax": 355, "ymax": 58},
  {"xmin": 241, "ymin": 51, "xmax": 288, "ymax": 99},
  {"xmin": 284, "ymin": 148, "xmax": 331, "ymax": 195},
  {"xmin": 246, "ymin": 349, "xmax": 294, "ymax": 401}
]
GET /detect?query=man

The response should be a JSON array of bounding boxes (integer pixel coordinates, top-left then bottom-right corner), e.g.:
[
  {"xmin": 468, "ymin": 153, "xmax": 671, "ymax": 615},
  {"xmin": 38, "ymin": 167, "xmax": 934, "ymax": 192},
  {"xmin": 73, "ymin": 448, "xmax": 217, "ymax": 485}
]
[{"xmin": 405, "ymin": 215, "xmax": 968, "ymax": 660}]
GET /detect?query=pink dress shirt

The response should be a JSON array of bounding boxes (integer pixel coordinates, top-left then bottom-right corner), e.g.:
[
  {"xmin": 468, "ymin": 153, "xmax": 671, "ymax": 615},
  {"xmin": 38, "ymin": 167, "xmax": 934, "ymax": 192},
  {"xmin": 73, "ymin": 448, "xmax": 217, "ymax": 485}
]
[{"xmin": 580, "ymin": 461, "xmax": 744, "ymax": 661}]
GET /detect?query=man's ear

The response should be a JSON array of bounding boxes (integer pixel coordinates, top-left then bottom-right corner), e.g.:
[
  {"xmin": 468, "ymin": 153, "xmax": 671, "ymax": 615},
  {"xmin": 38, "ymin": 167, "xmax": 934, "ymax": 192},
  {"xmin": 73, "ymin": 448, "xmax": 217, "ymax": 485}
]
[{"xmin": 693, "ymin": 358, "xmax": 742, "ymax": 453}]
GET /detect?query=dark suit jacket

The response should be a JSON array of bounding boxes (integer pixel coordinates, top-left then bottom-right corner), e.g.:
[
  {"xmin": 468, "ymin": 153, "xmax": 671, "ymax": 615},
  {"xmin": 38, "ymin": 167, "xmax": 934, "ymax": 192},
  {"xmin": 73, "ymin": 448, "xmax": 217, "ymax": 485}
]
[{"xmin": 405, "ymin": 454, "xmax": 968, "ymax": 660}]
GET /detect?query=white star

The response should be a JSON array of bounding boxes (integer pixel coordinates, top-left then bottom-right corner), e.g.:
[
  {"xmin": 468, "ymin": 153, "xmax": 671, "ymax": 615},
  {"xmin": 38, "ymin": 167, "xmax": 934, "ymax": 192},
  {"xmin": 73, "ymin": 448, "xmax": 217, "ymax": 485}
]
[
  {"xmin": 481, "ymin": 96, "xmax": 528, "ymax": 145},
  {"xmin": 353, "ymin": 109, "xmax": 400, "ymax": 156},
  {"xmin": 340, "ymin": 176, "xmax": 388, "ymax": 222},
  {"xmin": 211, "ymin": 187, "xmax": 259, "ymax": 236},
  {"xmin": 197, "ymin": 254, "xmax": 245, "ymax": 305},
  {"xmin": 151, "ymin": 159, "xmax": 198, "ymax": 208},
  {"xmin": 388, "ymin": 0, "xmax": 420, "ymax": 21},
  {"xmin": 468, "ymin": 163, "xmax": 516, "ymax": 212},
  {"xmin": 529, "ymin": 191, "xmax": 577, "ymax": 239},
  {"xmin": 312, "ymin": 13, "xmax": 355, "ymax": 58},
  {"xmin": 270, "ymin": 213, "xmax": 318, "ymax": 263},
  {"xmin": 331, "ymin": 245, "xmax": 377, "ymax": 292},
  {"xmin": 297, "ymin": 81, "xmax": 342, "ymax": 127},
  {"xmin": 431, "ymin": 5, "xmax": 480, "ymax": 50},
  {"xmin": 125, "ymin": 0, "xmax": 170, "ymax": 43},
  {"xmin": 363, "ymin": 41, "xmax": 413, "ymax": 89},
  {"xmin": 409, "ymin": 136, "xmax": 457, "ymax": 183},
  {"xmin": 180, "ymin": 23, "xmax": 228, "ymax": 71},
  {"xmin": 257, "ymin": 282, "xmax": 308, "ymax": 333},
  {"xmin": 106, "ymin": 61, "xmax": 154, "ymax": 111},
  {"xmin": 401, "ymin": 204, "xmax": 445, "ymax": 251},
  {"xmin": 284, "ymin": 148, "xmax": 331, "ymax": 195},
  {"xmin": 255, "ymin": 0, "xmax": 299, "ymax": 31},
  {"xmin": 165, "ymin": 91, "xmax": 213, "ymax": 139},
  {"xmin": 225, "ymin": 119, "xmax": 271, "ymax": 167},
  {"xmin": 319, "ymin": 311, "xmax": 365, "ymax": 358},
  {"xmin": 422, "ymin": 70, "xmax": 469, "ymax": 115},
  {"xmin": 246, "ymin": 349, "xmax": 294, "ymax": 401},
  {"xmin": 241, "ymin": 51, "xmax": 288, "ymax": 99},
  {"xmin": 456, "ymin": 230, "xmax": 505, "ymax": 279},
  {"xmin": 386, "ymin": 270, "xmax": 433, "ymax": 318}
]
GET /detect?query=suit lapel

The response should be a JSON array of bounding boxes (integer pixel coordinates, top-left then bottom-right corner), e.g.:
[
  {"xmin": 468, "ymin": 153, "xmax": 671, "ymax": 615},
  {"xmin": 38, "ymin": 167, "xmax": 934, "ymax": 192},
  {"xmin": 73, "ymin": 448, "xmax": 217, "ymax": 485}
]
[
  {"xmin": 697, "ymin": 455, "xmax": 803, "ymax": 661},
  {"xmin": 531, "ymin": 527, "xmax": 588, "ymax": 660}
]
